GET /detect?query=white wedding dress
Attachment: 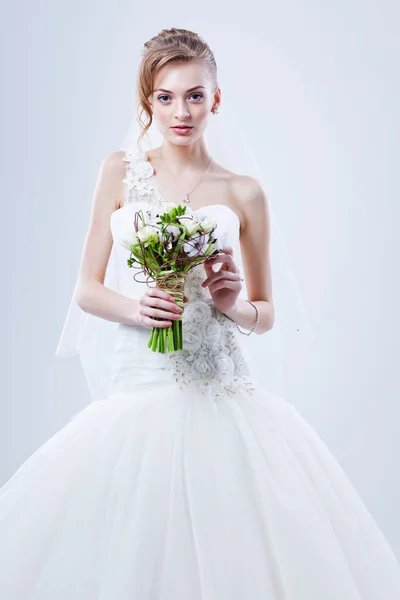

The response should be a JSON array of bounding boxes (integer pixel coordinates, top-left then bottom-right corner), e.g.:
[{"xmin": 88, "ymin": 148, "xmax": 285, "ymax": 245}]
[{"xmin": 1, "ymin": 151, "xmax": 400, "ymax": 599}]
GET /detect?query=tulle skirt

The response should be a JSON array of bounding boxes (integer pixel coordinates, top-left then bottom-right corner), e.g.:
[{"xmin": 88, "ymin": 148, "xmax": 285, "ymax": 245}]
[
  {"xmin": 1, "ymin": 380, "xmax": 400, "ymax": 599},
  {"xmin": 1, "ymin": 322, "xmax": 400, "ymax": 598}
]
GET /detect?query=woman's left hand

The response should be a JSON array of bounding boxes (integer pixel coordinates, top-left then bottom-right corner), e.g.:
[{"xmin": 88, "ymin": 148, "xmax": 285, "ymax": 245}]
[{"xmin": 201, "ymin": 247, "xmax": 243, "ymax": 314}]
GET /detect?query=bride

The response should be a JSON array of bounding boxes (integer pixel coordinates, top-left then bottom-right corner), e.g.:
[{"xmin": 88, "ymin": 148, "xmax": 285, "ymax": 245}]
[{"xmin": 1, "ymin": 27, "xmax": 400, "ymax": 599}]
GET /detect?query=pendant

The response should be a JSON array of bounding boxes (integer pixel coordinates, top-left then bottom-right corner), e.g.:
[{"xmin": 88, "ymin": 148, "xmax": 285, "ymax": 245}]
[{"xmin": 183, "ymin": 192, "xmax": 190, "ymax": 203}]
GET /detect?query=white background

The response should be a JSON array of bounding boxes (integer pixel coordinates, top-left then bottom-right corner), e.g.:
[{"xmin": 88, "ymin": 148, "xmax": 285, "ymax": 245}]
[{"xmin": 1, "ymin": 0, "xmax": 399, "ymax": 557}]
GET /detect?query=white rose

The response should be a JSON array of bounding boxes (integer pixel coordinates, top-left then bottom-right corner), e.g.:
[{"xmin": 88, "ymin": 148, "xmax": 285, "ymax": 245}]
[
  {"xmin": 183, "ymin": 300, "xmax": 212, "ymax": 325},
  {"xmin": 214, "ymin": 355, "xmax": 235, "ymax": 383},
  {"xmin": 122, "ymin": 174, "xmax": 135, "ymax": 191},
  {"xmin": 136, "ymin": 225, "xmax": 159, "ymax": 247},
  {"xmin": 178, "ymin": 215, "xmax": 200, "ymax": 237},
  {"xmin": 132, "ymin": 160, "xmax": 154, "ymax": 179},
  {"xmin": 118, "ymin": 224, "xmax": 139, "ymax": 250},
  {"xmin": 201, "ymin": 318, "xmax": 221, "ymax": 350},
  {"xmin": 119, "ymin": 235, "xmax": 138, "ymax": 250},
  {"xmin": 182, "ymin": 327, "xmax": 202, "ymax": 353},
  {"xmin": 191, "ymin": 356, "xmax": 214, "ymax": 376},
  {"xmin": 131, "ymin": 151, "xmax": 146, "ymax": 161}
]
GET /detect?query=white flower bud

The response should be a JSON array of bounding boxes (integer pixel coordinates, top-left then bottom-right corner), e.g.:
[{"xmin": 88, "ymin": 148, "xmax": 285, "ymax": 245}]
[
  {"xmin": 181, "ymin": 216, "xmax": 200, "ymax": 237},
  {"xmin": 136, "ymin": 225, "xmax": 159, "ymax": 247},
  {"xmin": 118, "ymin": 223, "xmax": 139, "ymax": 250},
  {"xmin": 200, "ymin": 216, "xmax": 216, "ymax": 233}
]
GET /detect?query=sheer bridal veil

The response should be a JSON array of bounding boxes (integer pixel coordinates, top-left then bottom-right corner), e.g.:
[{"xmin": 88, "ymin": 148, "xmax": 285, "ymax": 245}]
[{"xmin": 55, "ymin": 91, "xmax": 315, "ymax": 402}]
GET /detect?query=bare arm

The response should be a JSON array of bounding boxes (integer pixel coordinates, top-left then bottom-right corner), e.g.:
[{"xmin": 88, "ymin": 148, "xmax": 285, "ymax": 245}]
[
  {"xmin": 224, "ymin": 177, "xmax": 275, "ymax": 335},
  {"xmin": 75, "ymin": 151, "xmax": 141, "ymax": 325},
  {"xmin": 75, "ymin": 151, "xmax": 182, "ymax": 329}
]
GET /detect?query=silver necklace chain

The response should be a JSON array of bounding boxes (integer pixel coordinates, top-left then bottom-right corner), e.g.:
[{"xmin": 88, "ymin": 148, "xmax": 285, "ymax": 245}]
[{"xmin": 159, "ymin": 143, "xmax": 213, "ymax": 204}]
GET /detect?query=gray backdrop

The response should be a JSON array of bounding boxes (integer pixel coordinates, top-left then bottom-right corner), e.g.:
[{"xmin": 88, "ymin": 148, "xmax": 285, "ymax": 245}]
[{"xmin": 1, "ymin": 0, "xmax": 399, "ymax": 558}]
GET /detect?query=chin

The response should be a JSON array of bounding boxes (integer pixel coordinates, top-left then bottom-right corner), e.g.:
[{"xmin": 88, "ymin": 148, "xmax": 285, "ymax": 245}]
[{"xmin": 166, "ymin": 135, "xmax": 195, "ymax": 146}]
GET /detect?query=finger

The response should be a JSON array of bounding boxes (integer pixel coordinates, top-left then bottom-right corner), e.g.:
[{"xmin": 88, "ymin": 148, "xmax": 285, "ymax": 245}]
[
  {"xmin": 145, "ymin": 286, "xmax": 176, "ymax": 303},
  {"xmin": 201, "ymin": 270, "xmax": 241, "ymax": 288},
  {"xmin": 141, "ymin": 305, "xmax": 182, "ymax": 321},
  {"xmin": 208, "ymin": 246, "xmax": 232, "ymax": 253},
  {"xmin": 140, "ymin": 314, "xmax": 173, "ymax": 329},
  {"xmin": 141, "ymin": 294, "xmax": 181, "ymax": 313},
  {"xmin": 205, "ymin": 252, "xmax": 237, "ymax": 273},
  {"xmin": 208, "ymin": 279, "xmax": 242, "ymax": 293},
  {"xmin": 205, "ymin": 246, "xmax": 232, "ymax": 264}
]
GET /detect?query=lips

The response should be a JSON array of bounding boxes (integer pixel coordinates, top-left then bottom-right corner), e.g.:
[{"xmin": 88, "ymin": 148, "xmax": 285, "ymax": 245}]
[{"xmin": 171, "ymin": 126, "xmax": 193, "ymax": 136}]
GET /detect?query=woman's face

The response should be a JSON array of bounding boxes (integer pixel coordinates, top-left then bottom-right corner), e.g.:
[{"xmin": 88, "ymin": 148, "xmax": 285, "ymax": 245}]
[{"xmin": 149, "ymin": 60, "xmax": 220, "ymax": 146}]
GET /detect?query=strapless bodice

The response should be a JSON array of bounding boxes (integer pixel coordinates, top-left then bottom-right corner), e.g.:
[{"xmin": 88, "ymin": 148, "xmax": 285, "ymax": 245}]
[{"xmin": 107, "ymin": 151, "xmax": 253, "ymax": 403}]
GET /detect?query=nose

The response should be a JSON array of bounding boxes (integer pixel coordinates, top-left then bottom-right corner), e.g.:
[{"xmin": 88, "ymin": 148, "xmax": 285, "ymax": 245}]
[{"xmin": 175, "ymin": 100, "xmax": 190, "ymax": 121}]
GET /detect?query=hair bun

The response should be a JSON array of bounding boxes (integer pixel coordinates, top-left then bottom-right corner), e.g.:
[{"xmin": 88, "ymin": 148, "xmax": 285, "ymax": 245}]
[{"xmin": 157, "ymin": 28, "xmax": 201, "ymax": 40}]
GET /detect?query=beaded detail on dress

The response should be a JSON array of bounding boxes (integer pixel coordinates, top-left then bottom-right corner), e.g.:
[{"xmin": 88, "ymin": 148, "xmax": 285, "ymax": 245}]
[{"xmin": 121, "ymin": 150, "xmax": 255, "ymax": 402}]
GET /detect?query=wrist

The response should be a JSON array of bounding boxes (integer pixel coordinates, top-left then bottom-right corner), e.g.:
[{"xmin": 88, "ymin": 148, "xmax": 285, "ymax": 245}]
[
  {"xmin": 223, "ymin": 301, "xmax": 239, "ymax": 322},
  {"xmin": 120, "ymin": 300, "xmax": 142, "ymax": 327},
  {"xmin": 223, "ymin": 298, "xmax": 264, "ymax": 335}
]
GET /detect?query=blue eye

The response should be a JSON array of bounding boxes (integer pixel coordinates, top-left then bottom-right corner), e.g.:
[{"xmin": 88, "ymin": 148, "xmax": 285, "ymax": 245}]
[{"xmin": 157, "ymin": 93, "xmax": 204, "ymax": 103}]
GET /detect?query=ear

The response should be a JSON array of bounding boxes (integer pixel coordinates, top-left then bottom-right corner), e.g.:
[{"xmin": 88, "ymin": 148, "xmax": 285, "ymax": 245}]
[{"xmin": 212, "ymin": 87, "xmax": 222, "ymax": 112}]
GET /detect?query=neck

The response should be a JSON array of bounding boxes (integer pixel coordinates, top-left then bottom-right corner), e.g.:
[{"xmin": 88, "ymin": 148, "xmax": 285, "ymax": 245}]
[{"xmin": 158, "ymin": 139, "xmax": 211, "ymax": 174}]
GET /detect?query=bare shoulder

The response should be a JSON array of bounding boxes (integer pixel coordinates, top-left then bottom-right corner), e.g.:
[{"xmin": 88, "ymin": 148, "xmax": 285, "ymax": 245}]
[
  {"xmin": 103, "ymin": 149, "xmax": 126, "ymax": 169},
  {"xmin": 212, "ymin": 160, "xmax": 266, "ymax": 205},
  {"xmin": 231, "ymin": 173, "xmax": 266, "ymax": 203},
  {"xmin": 228, "ymin": 171, "xmax": 268, "ymax": 231},
  {"xmin": 97, "ymin": 150, "xmax": 127, "ymax": 179},
  {"xmin": 99, "ymin": 150, "xmax": 128, "ymax": 210}
]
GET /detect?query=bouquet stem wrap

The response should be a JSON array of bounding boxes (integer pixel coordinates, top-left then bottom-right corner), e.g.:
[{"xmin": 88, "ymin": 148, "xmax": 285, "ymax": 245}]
[{"xmin": 147, "ymin": 270, "xmax": 187, "ymax": 353}]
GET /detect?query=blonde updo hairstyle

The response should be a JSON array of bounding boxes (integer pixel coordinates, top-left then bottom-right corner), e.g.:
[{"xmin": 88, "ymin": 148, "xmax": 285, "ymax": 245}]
[{"xmin": 136, "ymin": 28, "xmax": 219, "ymax": 152}]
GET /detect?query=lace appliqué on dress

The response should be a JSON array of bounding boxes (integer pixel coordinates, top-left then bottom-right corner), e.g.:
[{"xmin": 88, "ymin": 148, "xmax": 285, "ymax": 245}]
[
  {"xmin": 122, "ymin": 150, "xmax": 165, "ymax": 212},
  {"xmin": 167, "ymin": 264, "xmax": 255, "ymax": 402},
  {"xmin": 122, "ymin": 151, "xmax": 255, "ymax": 402}
]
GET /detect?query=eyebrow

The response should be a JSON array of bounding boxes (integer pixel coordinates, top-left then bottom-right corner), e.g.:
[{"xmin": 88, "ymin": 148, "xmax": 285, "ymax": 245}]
[{"xmin": 154, "ymin": 86, "xmax": 206, "ymax": 94}]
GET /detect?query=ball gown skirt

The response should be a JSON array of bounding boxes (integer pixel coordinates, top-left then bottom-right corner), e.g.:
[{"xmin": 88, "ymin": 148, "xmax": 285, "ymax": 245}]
[{"xmin": 0, "ymin": 320, "xmax": 400, "ymax": 599}]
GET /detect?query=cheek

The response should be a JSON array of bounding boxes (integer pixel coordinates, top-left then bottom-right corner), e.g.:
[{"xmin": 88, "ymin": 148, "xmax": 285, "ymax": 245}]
[
  {"xmin": 191, "ymin": 107, "xmax": 211, "ymax": 132},
  {"xmin": 196, "ymin": 106, "xmax": 211, "ymax": 121},
  {"xmin": 155, "ymin": 111, "xmax": 170, "ymax": 128}
]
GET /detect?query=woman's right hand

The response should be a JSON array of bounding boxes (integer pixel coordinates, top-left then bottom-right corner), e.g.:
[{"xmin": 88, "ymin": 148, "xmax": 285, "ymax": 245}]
[{"xmin": 136, "ymin": 287, "xmax": 183, "ymax": 329}]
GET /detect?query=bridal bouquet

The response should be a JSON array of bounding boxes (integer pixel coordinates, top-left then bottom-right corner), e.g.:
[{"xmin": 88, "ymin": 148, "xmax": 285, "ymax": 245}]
[{"xmin": 119, "ymin": 203, "xmax": 223, "ymax": 353}]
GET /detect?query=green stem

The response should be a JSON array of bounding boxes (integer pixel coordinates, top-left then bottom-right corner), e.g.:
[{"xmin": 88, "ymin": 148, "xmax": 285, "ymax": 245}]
[
  {"xmin": 167, "ymin": 325, "xmax": 174, "ymax": 352},
  {"xmin": 178, "ymin": 320, "xmax": 182, "ymax": 350},
  {"xmin": 147, "ymin": 327, "xmax": 155, "ymax": 349},
  {"xmin": 151, "ymin": 327, "xmax": 159, "ymax": 352}
]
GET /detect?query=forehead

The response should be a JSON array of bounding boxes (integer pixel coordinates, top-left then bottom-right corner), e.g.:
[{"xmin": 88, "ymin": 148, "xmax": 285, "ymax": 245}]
[{"xmin": 153, "ymin": 60, "xmax": 212, "ymax": 92}]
